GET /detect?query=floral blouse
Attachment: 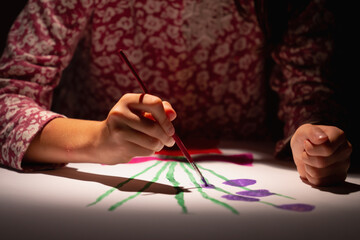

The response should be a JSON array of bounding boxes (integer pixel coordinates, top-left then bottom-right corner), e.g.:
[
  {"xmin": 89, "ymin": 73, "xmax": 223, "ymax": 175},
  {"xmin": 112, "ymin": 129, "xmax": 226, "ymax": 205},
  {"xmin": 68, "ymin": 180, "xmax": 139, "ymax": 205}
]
[{"xmin": 0, "ymin": 0, "xmax": 337, "ymax": 171}]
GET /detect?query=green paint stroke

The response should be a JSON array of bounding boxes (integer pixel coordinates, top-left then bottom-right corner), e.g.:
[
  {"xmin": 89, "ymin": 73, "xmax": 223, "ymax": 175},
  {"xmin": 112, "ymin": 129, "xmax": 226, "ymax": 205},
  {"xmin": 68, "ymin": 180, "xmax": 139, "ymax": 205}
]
[
  {"xmin": 88, "ymin": 161, "xmax": 163, "ymax": 207},
  {"xmin": 166, "ymin": 162, "xmax": 187, "ymax": 213},
  {"xmin": 274, "ymin": 193, "xmax": 296, "ymax": 200},
  {"xmin": 109, "ymin": 162, "xmax": 171, "ymax": 211},
  {"xmin": 180, "ymin": 162, "xmax": 239, "ymax": 215},
  {"xmin": 259, "ymin": 201, "xmax": 277, "ymax": 207}
]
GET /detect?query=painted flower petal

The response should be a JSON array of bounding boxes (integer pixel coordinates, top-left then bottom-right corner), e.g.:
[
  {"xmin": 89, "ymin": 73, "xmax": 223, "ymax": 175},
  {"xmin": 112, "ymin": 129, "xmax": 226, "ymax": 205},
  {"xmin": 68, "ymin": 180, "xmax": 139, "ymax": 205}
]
[
  {"xmin": 221, "ymin": 194, "xmax": 259, "ymax": 202},
  {"xmin": 223, "ymin": 179, "xmax": 256, "ymax": 187},
  {"xmin": 276, "ymin": 204, "xmax": 315, "ymax": 212},
  {"xmin": 236, "ymin": 189, "xmax": 274, "ymax": 197}
]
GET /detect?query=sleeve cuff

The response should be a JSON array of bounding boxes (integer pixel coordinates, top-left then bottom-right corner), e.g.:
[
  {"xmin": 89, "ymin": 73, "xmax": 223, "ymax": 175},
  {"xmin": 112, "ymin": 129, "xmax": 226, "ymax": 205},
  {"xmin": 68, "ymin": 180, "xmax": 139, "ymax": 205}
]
[{"xmin": 1, "ymin": 108, "xmax": 65, "ymax": 171}]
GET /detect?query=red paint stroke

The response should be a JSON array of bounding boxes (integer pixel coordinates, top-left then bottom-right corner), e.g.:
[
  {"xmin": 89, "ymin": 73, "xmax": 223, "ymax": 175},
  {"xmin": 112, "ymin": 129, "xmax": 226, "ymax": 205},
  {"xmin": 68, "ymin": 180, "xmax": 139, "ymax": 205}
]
[
  {"xmin": 192, "ymin": 154, "xmax": 253, "ymax": 166},
  {"xmin": 156, "ymin": 148, "xmax": 222, "ymax": 156},
  {"xmin": 128, "ymin": 152, "xmax": 253, "ymax": 166}
]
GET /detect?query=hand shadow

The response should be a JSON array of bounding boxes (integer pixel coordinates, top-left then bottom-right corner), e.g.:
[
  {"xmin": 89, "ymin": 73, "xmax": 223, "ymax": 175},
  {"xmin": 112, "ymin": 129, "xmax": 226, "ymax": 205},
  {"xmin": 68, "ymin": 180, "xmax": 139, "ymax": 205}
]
[
  {"xmin": 300, "ymin": 177, "xmax": 360, "ymax": 195},
  {"xmin": 38, "ymin": 166, "xmax": 190, "ymax": 195}
]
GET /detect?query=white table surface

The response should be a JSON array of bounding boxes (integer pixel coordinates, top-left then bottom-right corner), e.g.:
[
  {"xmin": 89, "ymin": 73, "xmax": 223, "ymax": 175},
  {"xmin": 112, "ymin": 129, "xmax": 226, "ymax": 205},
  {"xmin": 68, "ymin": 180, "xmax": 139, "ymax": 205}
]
[{"xmin": 1, "ymin": 141, "xmax": 359, "ymax": 240}]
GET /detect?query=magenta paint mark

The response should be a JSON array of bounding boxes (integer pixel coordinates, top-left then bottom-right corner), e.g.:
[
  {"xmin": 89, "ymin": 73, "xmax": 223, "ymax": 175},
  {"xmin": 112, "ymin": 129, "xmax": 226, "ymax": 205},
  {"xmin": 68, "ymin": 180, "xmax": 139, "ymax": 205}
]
[
  {"xmin": 236, "ymin": 189, "xmax": 274, "ymax": 197},
  {"xmin": 223, "ymin": 179, "xmax": 256, "ymax": 187},
  {"xmin": 129, "ymin": 153, "xmax": 253, "ymax": 166},
  {"xmin": 276, "ymin": 204, "xmax": 315, "ymax": 212},
  {"xmin": 221, "ymin": 194, "xmax": 259, "ymax": 202},
  {"xmin": 128, "ymin": 156, "xmax": 164, "ymax": 164}
]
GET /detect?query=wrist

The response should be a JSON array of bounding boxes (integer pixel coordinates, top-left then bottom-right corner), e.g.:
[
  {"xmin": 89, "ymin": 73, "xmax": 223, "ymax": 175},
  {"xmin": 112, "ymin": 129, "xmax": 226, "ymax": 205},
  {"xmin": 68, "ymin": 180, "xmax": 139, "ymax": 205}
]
[{"xmin": 24, "ymin": 118, "xmax": 105, "ymax": 164}]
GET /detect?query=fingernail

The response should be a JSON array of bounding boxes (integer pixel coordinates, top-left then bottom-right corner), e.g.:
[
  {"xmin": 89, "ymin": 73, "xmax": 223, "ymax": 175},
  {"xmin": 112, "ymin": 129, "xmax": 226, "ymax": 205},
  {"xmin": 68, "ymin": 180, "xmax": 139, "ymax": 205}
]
[{"xmin": 314, "ymin": 128, "xmax": 327, "ymax": 140}]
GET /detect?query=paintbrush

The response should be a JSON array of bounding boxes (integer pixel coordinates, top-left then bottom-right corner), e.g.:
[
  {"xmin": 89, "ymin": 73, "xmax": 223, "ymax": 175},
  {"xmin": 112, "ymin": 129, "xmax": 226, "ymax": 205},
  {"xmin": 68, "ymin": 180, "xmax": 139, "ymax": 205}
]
[{"xmin": 118, "ymin": 50, "xmax": 210, "ymax": 187}]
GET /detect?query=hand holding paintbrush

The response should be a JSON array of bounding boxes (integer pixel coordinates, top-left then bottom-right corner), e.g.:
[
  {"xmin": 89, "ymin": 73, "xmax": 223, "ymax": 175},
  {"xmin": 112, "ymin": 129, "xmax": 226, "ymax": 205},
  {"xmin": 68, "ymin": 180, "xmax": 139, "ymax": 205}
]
[{"xmin": 118, "ymin": 50, "xmax": 210, "ymax": 186}]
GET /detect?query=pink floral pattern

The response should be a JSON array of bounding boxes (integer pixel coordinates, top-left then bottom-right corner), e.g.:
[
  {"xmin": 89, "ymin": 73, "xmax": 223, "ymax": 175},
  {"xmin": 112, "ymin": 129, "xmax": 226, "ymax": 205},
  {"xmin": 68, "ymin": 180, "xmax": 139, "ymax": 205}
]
[{"xmin": 0, "ymin": 0, "xmax": 337, "ymax": 170}]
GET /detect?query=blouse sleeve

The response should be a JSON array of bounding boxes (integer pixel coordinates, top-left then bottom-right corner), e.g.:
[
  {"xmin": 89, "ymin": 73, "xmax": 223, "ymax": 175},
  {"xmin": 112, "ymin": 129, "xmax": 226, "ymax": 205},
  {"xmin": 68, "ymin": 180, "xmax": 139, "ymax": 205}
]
[
  {"xmin": 0, "ymin": 0, "xmax": 94, "ymax": 171},
  {"xmin": 270, "ymin": 0, "xmax": 342, "ymax": 159}
]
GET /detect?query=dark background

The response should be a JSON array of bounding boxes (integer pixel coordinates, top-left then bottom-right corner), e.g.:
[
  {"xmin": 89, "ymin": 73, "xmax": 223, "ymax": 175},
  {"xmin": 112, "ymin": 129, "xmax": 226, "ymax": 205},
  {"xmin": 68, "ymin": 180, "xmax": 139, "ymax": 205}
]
[
  {"xmin": 0, "ymin": 1, "xmax": 358, "ymax": 164},
  {"xmin": 0, "ymin": 0, "xmax": 28, "ymax": 55}
]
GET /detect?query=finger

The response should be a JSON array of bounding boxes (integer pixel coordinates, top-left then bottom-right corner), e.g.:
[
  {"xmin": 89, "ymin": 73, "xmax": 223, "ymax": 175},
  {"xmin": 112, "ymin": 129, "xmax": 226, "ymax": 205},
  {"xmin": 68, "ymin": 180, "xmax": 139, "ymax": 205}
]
[
  {"xmin": 122, "ymin": 141, "xmax": 157, "ymax": 159},
  {"xmin": 305, "ymin": 171, "xmax": 347, "ymax": 186},
  {"xmin": 290, "ymin": 124, "xmax": 327, "ymax": 158},
  {"xmin": 116, "ymin": 94, "xmax": 175, "ymax": 147},
  {"xmin": 122, "ymin": 127, "xmax": 164, "ymax": 152},
  {"xmin": 305, "ymin": 126, "xmax": 348, "ymax": 156},
  {"xmin": 142, "ymin": 101, "xmax": 177, "ymax": 121},
  {"xmin": 129, "ymin": 94, "xmax": 175, "ymax": 136},
  {"xmin": 162, "ymin": 101, "xmax": 177, "ymax": 121},
  {"xmin": 294, "ymin": 156, "xmax": 307, "ymax": 179},
  {"xmin": 304, "ymin": 159, "xmax": 350, "ymax": 179},
  {"xmin": 302, "ymin": 140, "xmax": 352, "ymax": 167},
  {"xmin": 123, "ymin": 111, "xmax": 175, "ymax": 147},
  {"xmin": 307, "ymin": 125, "xmax": 329, "ymax": 145},
  {"xmin": 305, "ymin": 132, "xmax": 348, "ymax": 157},
  {"xmin": 292, "ymin": 124, "xmax": 328, "ymax": 146}
]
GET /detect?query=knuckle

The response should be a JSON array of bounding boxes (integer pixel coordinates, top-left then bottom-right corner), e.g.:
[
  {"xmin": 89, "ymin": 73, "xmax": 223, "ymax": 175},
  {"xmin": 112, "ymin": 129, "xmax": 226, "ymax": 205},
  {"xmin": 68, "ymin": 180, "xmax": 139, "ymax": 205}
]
[
  {"xmin": 147, "ymin": 95, "xmax": 163, "ymax": 107},
  {"xmin": 121, "ymin": 93, "xmax": 133, "ymax": 102},
  {"xmin": 109, "ymin": 104, "xmax": 128, "ymax": 120}
]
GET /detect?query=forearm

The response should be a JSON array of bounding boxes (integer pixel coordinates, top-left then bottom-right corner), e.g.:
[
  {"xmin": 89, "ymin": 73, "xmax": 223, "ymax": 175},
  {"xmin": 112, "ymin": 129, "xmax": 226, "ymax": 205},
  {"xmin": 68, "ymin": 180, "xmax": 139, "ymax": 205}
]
[{"xmin": 24, "ymin": 118, "xmax": 105, "ymax": 164}]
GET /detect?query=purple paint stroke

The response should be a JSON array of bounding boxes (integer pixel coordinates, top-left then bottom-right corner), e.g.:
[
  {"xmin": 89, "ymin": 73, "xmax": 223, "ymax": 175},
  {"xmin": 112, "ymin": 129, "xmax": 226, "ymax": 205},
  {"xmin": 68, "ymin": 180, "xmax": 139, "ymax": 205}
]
[
  {"xmin": 236, "ymin": 189, "xmax": 274, "ymax": 197},
  {"xmin": 276, "ymin": 204, "xmax": 315, "ymax": 212},
  {"xmin": 222, "ymin": 194, "xmax": 259, "ymax": 202},
  {"xmin": 201, "ymin": 183, "xmax": 216, "ymax": 189},
  {"xmin": 223, "ymin": 179, "xmax": 256, "ymax": 187}
]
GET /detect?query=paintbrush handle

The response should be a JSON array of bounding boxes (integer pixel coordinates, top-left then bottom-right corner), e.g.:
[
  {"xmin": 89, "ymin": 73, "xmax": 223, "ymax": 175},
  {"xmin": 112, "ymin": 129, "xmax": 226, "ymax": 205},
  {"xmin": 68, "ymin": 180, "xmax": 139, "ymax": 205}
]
[{"xmin": 118, "ymin": 50, "xmax": 149, "ymax": 93}]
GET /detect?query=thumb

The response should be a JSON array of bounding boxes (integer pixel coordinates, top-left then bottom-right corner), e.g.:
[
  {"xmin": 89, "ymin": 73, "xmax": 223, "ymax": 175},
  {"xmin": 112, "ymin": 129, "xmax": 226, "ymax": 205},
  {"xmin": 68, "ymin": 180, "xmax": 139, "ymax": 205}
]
[{"xmin": 308, "ymin": 125, "xmax": 328, "ymax": 145}]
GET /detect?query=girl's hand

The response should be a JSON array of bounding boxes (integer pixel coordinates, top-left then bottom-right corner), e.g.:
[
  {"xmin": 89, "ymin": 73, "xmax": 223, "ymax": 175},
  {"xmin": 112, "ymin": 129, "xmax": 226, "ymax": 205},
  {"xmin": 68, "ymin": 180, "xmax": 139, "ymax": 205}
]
[
  {"xmin": 97, "ymin": 93, "xmax": 177, "ymax": 165},
  {"xmin": 290, "ymin": 124, "xmax": 352, "ymax": 186}
]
